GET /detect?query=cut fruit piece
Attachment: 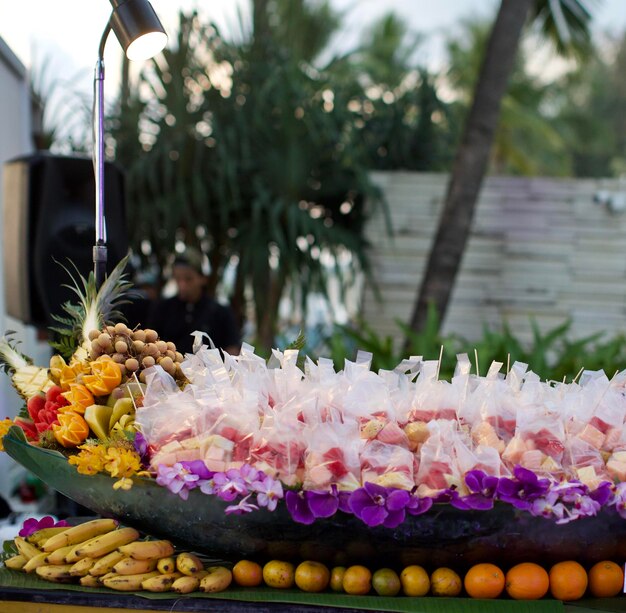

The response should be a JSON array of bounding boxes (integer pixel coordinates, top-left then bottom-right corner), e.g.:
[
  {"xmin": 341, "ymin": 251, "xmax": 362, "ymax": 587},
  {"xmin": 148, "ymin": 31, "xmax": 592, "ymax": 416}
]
[
  {"xmin": 109, "ymin": 398, "xmax": 135, "ymax": 430},
  {"xmin": 84, "ymin": 404, "xmax": 113, "ymax": 440}
]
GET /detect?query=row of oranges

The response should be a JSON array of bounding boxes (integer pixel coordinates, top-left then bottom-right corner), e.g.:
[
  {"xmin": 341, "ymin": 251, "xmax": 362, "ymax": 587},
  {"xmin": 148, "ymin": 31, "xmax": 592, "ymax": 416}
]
[{"xmin": 229, "ymin": 558, "xmax": 624, "ymax": 601}]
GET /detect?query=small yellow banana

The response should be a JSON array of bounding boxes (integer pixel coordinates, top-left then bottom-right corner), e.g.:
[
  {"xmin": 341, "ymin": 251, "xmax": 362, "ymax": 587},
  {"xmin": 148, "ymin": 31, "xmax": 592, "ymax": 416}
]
[
  {"xmin": 65, "ymin": 534, "xmax": 104, "ymax": 563},
  {"xmin": 118, "ymin": 539, "xmax": 174, "ymax": 561},
  {"xmin": 113, "ymin": 556, "xmax": 157, "ymax": 575},
  {"xmin": 73, "ymin": 527, "xmax": 139, "ymax": 559},
  {"xmin": 141, "ymin": 572, "xmax": 181, "ymax": 592},
  {"xmin": 69, "ymin": 557, "xmax": 96, "ymax": 577},
  {"xmin": 199, "ymin": 566, "xmax": 232, "ymax": 593},
  {"xmin": 27, "ymin": 527, "xmax": 68, "ymax": 547},
  {"xmin": 89, "ymin": 550, "xmax": 126, "ymax": 576},
  {"xmin": 171, "ymin": 571, "xmax": 207, "ymax": 594},
  {"xmin": 23, "ymin": 552, "xmax": 50, "ymax": 573},
  {"xmin": 36, "ymin": 564, "xmax": 75, "ymax": 583},
  {"xmin": 45, "ymin": 545, "xmax": 75, "ymax": 565},
  {"xmin": 42, "ymin": 518, "xmax": 118, "ymax": 552},
  {"xmin": 176, "ymin": 552, "xmax": 204, "ymax": 575},
  {"xmin": 157, "ymin": 556, "xmax": 176, "ymax": 574},
  {"xmin": 14, "ymin": 536, "xmax": 42, "ymax": 560},
  {"xmin": 80, "ymin": 574, "xmax": 102, "ymax": 587},
  {"xmin": 4, "ymin": 554, "xmax": 27, "ymax": 570},
  {"xmin": 102, "ymin": 571, "xmax": 160, "ymax": 591}
]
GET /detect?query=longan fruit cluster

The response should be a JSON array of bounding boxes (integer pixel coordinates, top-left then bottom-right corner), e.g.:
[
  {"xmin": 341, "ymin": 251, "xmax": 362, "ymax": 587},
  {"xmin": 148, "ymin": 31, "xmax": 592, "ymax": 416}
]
[{"xmin": 87, "ymin": 322, "xmax": 186, "ymax": 384}]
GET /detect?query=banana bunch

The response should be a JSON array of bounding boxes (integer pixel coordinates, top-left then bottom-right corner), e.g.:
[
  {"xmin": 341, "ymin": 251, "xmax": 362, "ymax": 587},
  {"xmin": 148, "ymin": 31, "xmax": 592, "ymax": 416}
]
[{"xmin": 3, "ymin": 519, "xmax": 232, "ymax": 594}]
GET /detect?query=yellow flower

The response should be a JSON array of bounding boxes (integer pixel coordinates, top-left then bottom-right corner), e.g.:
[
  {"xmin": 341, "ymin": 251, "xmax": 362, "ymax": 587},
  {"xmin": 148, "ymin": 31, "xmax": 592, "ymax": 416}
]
[
  {"xmin": 68, "ymin": 443, "xmax": 108, "ymax": 475},
  {"xmin": 0, "ymin": 418, "xmax": 15, "ymax": 451},
  {"xmin": 104, "ymin": 447, "xmax": 141, "ymax": 479},
  {"xmin": 112, "ymin": 477, "xmax": 134, "ymax": 491}
]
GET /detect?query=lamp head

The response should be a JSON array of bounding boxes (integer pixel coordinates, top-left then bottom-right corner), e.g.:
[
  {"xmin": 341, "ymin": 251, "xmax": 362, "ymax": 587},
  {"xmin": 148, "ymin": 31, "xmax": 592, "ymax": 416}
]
[{"xmin": 109, "ymin": 0, "xmax": 167, "ymax": 61}]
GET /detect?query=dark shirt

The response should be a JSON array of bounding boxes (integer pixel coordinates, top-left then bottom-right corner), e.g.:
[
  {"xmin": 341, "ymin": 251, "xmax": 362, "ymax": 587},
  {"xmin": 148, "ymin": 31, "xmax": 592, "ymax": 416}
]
[{"xmin": 149, "ymin": 294, "xmax": 241, "ymax": 355}]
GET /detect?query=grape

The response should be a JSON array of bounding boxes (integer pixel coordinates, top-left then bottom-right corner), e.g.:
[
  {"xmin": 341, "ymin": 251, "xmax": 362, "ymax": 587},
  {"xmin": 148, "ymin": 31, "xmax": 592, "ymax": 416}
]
[
  {"xmin": 115, "ymin": 340, "xmax": 129, "ymax": 354},
  {"xmin": 142, "ymin": 356, "xmax": 156, "ymax": 368}
]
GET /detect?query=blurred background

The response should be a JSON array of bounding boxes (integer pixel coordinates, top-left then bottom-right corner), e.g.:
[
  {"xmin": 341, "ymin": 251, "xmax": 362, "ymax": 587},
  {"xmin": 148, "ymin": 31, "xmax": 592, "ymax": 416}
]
[{"xmin": 0, "ymin": 0, "xmax": 625, "ymax": 512}]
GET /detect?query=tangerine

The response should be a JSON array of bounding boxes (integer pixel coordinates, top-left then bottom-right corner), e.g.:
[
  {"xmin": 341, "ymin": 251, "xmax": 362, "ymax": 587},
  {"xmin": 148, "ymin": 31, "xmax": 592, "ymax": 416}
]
[
  {"xmin": 505, "ymin": 562, "xmax": 550, "ymax": 600},
  {"xmin": 232, "ymin": 560, "xmax": 263, "ymax": 587},
  {"xmin": 549, "ymin": 561, "xmax": 588, "ymax": 601},
  {"xmin": 342, "ymin": 565, "xmax": 372, "ymax": 595},
  {"xmin": 262, "ymin": 560, "xmax": 295, "ymax": 589},
  {"xmin": 464, "ymin": 563, "xmax": 505, "ymax": 599},
  {"xmin": 400, "ymin": 565, "xmax": 430, "ymax": 596},
  {"xmin": 372, "ymin": 568, "xmax": 401, "ymax": 596},
  {"xmin": 330, "ymin": 566, "xmax": 346, "ymax": 592},
  {"xmin": 295, "ymin": 561, "xmax": 330, "ymax": 593},
  {"xmin": 588, "ymin": 561, "xmax": 624, "ymax": 598},
  {"xmin": 430, "ymin": 567, "xmax": 462, "ymax": 597}
]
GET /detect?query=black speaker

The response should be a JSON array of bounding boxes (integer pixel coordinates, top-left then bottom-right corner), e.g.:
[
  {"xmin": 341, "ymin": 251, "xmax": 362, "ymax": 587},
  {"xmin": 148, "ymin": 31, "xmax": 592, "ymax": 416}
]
[{"xmin": 3, "ymin": 152, "xmax": 128, "ymax": 328}]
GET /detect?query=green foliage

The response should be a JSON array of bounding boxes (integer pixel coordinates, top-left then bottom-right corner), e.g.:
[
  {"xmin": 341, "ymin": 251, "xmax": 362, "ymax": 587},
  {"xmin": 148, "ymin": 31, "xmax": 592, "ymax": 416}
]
[{"xmin": 322, "ymin": 316, "xmax": 626, "ymax": 382}]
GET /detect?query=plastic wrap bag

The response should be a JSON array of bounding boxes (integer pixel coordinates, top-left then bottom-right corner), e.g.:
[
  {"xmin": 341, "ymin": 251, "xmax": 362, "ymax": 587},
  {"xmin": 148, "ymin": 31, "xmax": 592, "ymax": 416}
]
[
  {"xmin": 360, "ymin": 440, "xmax": 415, "ymax": 490},
  {"xmin": 415, "ymin": 421, "xmax": 463, "ymax": 495}
]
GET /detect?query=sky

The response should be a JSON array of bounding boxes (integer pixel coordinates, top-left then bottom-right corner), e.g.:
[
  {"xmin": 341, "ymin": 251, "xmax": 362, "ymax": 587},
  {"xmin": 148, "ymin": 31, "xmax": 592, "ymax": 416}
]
[{"xmin": 0, "ymin": 0, "xmax": 624, "ymax": 116}]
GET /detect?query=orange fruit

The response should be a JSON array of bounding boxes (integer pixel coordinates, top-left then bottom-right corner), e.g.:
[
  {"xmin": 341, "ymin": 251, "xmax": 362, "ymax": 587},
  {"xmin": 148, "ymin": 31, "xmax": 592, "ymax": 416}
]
[
  {"xmin": 505, "ymin": 562, "xmax": 550, "ymax": 600},
  {"xmin": 295, "ymin": 561, "xmax": 330, "ymax": 593},
  {"xmin": 262, "ymin": 560, "xmax": 295, "ymax": 589},
  {"xmin": 342, "ymin": 565, "xmax": 372, "ymax": 595},
  {"xmin": 549, "ymin": 561, "xmax": 587, "ymax": 601},
  {"xmin": 232, "ymin": 560, "xmax": 263, "ymax": 587},
  {"xmin": 83, "ymin": 356, "xmax": 122, "ymax": 396},
  {"xmin": 61, "ymin": 383, "xmax": 95, "ymax": 414},
  {"xmin": 52, "ymin": 411, "xmax": 90, "ymax": 447},
  {"xmin": 330, "ymin": 566, "xmax": 346, "ymax": 592},
  {"xmin": 400, "ymin": 565, "xmax": 430, "ymax": 596},
  {"xmin": 588, "ymin": 561, "xmax": 624, "ymax": 598},
  {"xmin": 464, "ymin": 563, "xmax": 505, "ymax": 599},
  {"xmin": 430, "ymin": 567, "xmax": 462, "ymax": 597},
  {"xmin": 372, "ymin": 568, "xmax": 401, "ymax": 596}
]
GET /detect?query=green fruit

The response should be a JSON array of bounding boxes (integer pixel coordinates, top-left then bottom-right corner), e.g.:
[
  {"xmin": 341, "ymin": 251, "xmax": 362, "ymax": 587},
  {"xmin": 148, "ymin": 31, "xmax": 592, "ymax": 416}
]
[
  {"xmin": 372, "ymin": 568, "xmax": 401, "ymax": 597},
  {"xmin": 84, "ymin": 404, "xmax": 114, "ymax": 440},
  {"xmin": 109, "ymin": 398, "xmax": 135, "ymax": 430}
]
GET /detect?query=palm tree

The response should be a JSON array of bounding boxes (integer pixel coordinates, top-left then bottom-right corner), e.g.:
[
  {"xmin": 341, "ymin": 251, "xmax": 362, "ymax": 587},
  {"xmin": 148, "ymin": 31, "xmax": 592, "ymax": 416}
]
[{"xmin": 407, "ymin": 0, "xmax": 595, "ymax": 338}]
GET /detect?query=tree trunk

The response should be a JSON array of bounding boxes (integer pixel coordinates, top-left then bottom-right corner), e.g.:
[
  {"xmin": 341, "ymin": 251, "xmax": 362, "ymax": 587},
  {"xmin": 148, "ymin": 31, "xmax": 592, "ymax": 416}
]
[
  {"xmin": 253, "ymin": 266, "xmax": 286, "ymax": 355},
  {"xmin": 407, "ymin": 0, "xmax": 533, "ymax": 342}
]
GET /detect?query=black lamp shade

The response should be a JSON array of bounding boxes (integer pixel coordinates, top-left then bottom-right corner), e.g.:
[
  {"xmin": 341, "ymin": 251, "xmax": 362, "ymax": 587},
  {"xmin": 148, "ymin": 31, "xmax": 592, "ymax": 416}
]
[{"xmin": 109, "ymin": 0, "xmax": 167, "ymax": 61}]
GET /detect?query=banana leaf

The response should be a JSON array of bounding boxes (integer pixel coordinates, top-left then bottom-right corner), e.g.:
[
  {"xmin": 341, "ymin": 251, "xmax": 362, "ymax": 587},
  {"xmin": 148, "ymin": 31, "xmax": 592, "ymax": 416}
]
[{"xmin": 4, "ymin": 426, "xmax": 626, "ymax": 569}]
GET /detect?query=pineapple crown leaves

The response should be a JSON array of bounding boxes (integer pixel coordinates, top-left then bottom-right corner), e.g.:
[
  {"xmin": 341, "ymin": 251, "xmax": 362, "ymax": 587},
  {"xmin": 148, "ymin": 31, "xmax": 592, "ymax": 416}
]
[
  {"xmin": 0, "ymin": 331, "xmax": 32, "ymax": 375},
  {"xmin": 49, "ymin": 254, "xmax": 135, "ymax": 357}
]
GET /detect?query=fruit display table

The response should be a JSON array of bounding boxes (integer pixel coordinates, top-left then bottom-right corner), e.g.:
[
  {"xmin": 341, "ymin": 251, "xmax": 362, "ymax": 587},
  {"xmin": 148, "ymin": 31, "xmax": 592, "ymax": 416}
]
[{"xmin": 0, "ymin": 569, "xmax": 624, "ymax": 613}]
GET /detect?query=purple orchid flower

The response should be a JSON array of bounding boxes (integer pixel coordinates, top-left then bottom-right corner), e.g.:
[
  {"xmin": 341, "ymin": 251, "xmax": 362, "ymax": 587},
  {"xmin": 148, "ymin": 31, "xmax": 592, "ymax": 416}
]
[
  {"xmin": 213, "ymin": 470, "xmax": 249, "ymax": 502},
  {"xmin": 590, "ymin": 481, "xmax": 613, "ymax": 506},
  {"xmin": 225, "ymin": 494, "xmax": 259, "ymax": 515},
  {"xmin": 19, "ymin": 515, "xmax": 68, "ymax": 538},
  {"xmin": 254, "ymin": 476, "xmax": 284, "ymax": 511},
  {"xmin": 349, "ymin": 483, "xmax": 411, "ymax": 528},
  {"xmin": 611, "ymin": 483, "xmax": 626, "ymax": 519},
  {"xmin": 284, "ymin": 486, "xmax": 344, "ymax": 524},
  {"xmin": 530, "ymin": 490, "xmax": 567, "ymax": 521},
  {"xmin": 133, "ymin": 431, "xmax": 150, "ymax": 468},
  {"xmin": 496, "ymin": 465, "xmax": 550, "ymax": 510},
  {"xmin": 285, "ymin": 490, "xmax": 316, "ymax": 525},
  {"xmin": 156, "ymin": 463, "xmax": 200, "ymax": 500},
  {"xmin": 406, "ymin": 494, "xmax": 433, "ymax": 516}
]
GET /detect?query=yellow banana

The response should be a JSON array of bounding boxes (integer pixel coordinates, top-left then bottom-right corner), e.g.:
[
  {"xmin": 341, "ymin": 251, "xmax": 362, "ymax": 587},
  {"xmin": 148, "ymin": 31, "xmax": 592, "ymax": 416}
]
[
  {"xmin": 102, "ymin": 571, "xmax": 160, "ymax": 591},
  {"xmin": 4, "ymin": 554, "xmax": 27, "ymax": 570},
  {"xmin": 80, "ymin": 574, "xmax": 102, "ymax": 587},
  {"xmin": 65, "ymin": 534, "xmax": 105, "ymax": 563},
  {"xmin": 23, "ymin": 552, "xmax": 50, "ymax": 573},
  {"xmin": 42, "ymin": 518, "xmax": 118, "ymax": 552},
  {"xmin": 157, "ymin": 556, "xmax": 176, "ymax": 574},
  {"xmin": 27, "ymin": 527, "xmax": 68, "ymax": 547},
  {"xmin": 14, "ymin": 536, "xmax": 42, "ymax": 560},
  {"xmin": 89, "ymin": 550, "xmax": 126, "ymax": 576},
  {"xmin": 36, "ymin": 564, "xmax": 75, "ymax": 583},
  {"xmin": 141, "ymin": 572, "xmax": 181, "ymax": 592},
  {"xmin": 199, "ymin": 566, "xmax": 232, "ymax": 593},
  {"xmin": 45, "ymin": 545, "xmax": 75, "ymax": 565},
  {"xmin": 118, "ymin": 539, "xmax": 174, "ymax": 561},
  {"xmin": 73, "ymin": 527, "xmax": 139, "ymax": 559},
  {"xmin": 172, "ymin": 571, "xmax": 207, "ymax": 594},
  {"xmin": 176, "ymin": 552, "xmax": 204, "ymax": 576},
  {"xmin": 113, "ymin": 556, "xmax": 157, "ymax": 575},
  {"xmin": 69, "ymin": 557, "xmax": 96, "ymax": 577}
]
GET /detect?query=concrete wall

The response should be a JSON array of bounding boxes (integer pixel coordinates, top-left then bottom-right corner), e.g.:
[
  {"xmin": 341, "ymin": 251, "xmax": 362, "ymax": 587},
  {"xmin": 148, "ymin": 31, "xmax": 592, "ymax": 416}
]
[{"xmin": 362, "ymin": 172, "xmax": 626, "ymax": 347}]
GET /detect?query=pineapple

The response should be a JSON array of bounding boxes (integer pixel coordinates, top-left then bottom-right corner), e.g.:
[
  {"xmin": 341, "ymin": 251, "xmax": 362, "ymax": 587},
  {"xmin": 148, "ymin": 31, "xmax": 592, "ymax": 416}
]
[
  {"xmin": 1, "ymin": 255, "xmax": 133, "ymax": 400},
  {"xmin": 0, "ymin": 333, "xmax": 53, "ymax": 399}
]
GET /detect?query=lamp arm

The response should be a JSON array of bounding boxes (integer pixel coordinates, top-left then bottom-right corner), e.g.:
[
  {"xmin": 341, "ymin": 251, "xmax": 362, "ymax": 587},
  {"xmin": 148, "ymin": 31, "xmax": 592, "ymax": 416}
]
[{"xmin": 93, "ymin": 18, "xmax": 112, "ymax": 288}]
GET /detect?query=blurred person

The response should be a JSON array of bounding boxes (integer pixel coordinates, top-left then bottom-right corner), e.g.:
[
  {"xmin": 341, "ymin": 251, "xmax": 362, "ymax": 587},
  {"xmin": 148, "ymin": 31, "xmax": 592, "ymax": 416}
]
[{"xmin": 148, "ymin": 248, "xmax": 241, "ymax": 355}]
